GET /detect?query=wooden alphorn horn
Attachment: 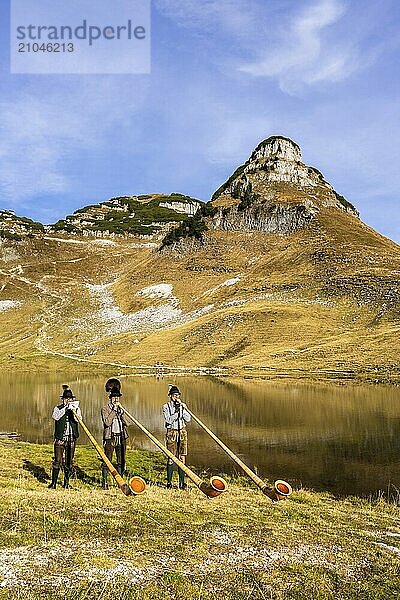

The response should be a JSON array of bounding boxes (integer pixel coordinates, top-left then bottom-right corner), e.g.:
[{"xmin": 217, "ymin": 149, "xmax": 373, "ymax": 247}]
[
  {"xmin": 71, "ymin": 408, "xmax": 146, "ymax": 496},
  {"xmin": 120, "ymin": 405, "xmax": 227, "ymax": 498},
  {"xmin": 186, "ymin": 408, "xmax": 292, "ymax": 501}
]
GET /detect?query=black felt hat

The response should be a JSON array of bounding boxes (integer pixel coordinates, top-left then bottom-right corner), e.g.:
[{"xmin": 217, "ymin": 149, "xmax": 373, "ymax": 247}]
[{"xmin": 168, "ymin": 385, "xmax": 181, "ymax": 396}]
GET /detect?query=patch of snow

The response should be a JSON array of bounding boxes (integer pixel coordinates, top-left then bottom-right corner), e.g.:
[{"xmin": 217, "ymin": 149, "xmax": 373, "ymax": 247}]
[
  {"xmin": 201, "ymin": 543, "xmax": 355, "ymax": 576},
  {"xmin": 198, "ymin": 276, "xmax": 242, "ymax": 299},
  {"xmin": 76, "ymin": 562, "xmax": 148, "ymax": 584},
  {"xmin": 78, "ymin": 283, "xmax": 182, "ymax": 335},
  {"xmin": 89, "ymin": 239, "xmax": 116, "ymax": 246},
  {"xmin": 0, "ymin": 546, "xmax": 51, "ymax": 588},
  {"xmin": 109, "ymin": 304, "xmax": 182, "ymax": 332},
  {"xmin": 205, "ymin": 546, "xmax": 262, "ymax": 567},
  {"xmin": 0, "ymin": 300, "xmax": 22, "ymax": 311},
  {"xmin": 136, "ymin": 283, "xmax": 173, "ymax": 299},
  {"xmin": 0, "ymin": 541, "xmax": 159, "ymax": 590},
  {"xmin": 190, "ymin": 304, "xmax": 214, "ymax": 317},
  {"xmin": 88, "ymin": 283, "xmax": 112, "ymax": 293},
  {"xmin": 71, "ymin": 281, "xmax": 215, "ymax": 338},
  {"xmin": 223, "ymin": 277, "xmax": 241, "ymax": 287}
]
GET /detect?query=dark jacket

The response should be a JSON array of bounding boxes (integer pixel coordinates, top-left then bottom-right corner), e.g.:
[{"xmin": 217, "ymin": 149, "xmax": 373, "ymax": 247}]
[{"xmin": 53, "ymin": 404, "xmax": 79, "ymax": 440}]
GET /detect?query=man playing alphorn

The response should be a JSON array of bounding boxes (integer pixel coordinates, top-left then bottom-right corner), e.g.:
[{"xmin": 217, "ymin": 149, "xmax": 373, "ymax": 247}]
[
  {"xmin": 162, "ymin": 385, "xmax": 191, "ymax": 489},
  {"xmin": 101, "ymin": 386, "xmax": 129, "ymax": 489},
  {"xmin": 49, "ymin": 385, "xmax": 81, "ymax": 490}
]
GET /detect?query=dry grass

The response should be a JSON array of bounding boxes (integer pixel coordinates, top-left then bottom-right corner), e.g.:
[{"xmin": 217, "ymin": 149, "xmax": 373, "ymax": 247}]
[
  {"xmin": 0, "ymin": 441, "xmax": 399, "ymax": 599},
  {"xmin": 0, "ymin": 207, "xmax": 400, "ymax": 381}
]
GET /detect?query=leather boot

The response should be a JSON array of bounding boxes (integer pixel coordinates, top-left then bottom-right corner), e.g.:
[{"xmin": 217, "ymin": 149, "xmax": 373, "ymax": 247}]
[
  {"xmin": 48, "ymin": 467, "xmax": 60, "ymax": 489},
  {"xmin": 63, "ymin": 467, "xmax": 71, "ymax": 489},
  {"xmin": 102, "ymin": 468, "xmax": 109, "ymax": 490},
  {"xmin": 166, "ymin": 463, "xmax": 174, "ymax": 489},
  {"xmin": 178, "ymin": 468, "xmax": 187, "ymax": 490}
]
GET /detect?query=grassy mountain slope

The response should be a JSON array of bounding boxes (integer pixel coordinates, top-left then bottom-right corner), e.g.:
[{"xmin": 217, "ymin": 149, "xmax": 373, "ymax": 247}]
[{"xmin": 0, "ymin": 137, "xmax": 399, "ymax": 380}]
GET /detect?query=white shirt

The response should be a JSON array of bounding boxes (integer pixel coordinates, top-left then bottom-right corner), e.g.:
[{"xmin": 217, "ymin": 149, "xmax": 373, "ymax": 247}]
[
  {"xmin": 162, "ymin": 401, "xmax": 191, "ymax": 430},
  {"xmin": 52, "ymin": 401, "xmax": 81, "ymax": 436}
]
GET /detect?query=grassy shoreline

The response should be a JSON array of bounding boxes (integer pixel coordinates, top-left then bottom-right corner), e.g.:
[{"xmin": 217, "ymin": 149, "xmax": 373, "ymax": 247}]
[
  {"xmin": 1, "ymin": 441, "xmax": 399, "ymax": 599},
  {"xmin": 1, "ymin": 352, "xmax": 400, "ymax": 387}
]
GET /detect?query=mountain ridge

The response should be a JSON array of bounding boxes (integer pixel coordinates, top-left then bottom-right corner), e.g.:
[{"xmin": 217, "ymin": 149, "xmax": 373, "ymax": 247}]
[{"xmin": 0, "ymin": 136, "xmax": 358, "ymax": 240}]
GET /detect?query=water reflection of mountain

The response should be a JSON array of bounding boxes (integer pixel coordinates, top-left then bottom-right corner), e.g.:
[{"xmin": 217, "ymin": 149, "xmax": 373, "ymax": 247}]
[{"xmin": 1, "ymin": 374, "xmax": 400, "ymax": 497}]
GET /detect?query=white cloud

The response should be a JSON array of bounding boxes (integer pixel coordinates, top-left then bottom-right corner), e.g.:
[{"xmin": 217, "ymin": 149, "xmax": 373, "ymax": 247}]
[
  {"xmin": 244, "ymin": 0, "xmax": 345, "ymax": 77},
  {"xmin": 0, "ymin": 80, "xmax": 148, "ymax": 204},
  {"xmin": 241, "ymin": 0, "xmax": 385, "ymax": 93},
  {"xmin": 238, "ymin": 0, "xmax": 362, "ymax": 92},
  {"xmin": 157, "ymin": 0, "xmax": 381, "ymax": 94},
  {"xmin": 0, "ymin": 98, "xmax": 67, "ymax": 199}
]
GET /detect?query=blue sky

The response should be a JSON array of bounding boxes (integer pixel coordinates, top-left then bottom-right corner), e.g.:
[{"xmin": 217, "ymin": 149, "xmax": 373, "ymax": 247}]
[{"xmin": 0, "ymin": 0, "xmax": 399, "ymax": 242}]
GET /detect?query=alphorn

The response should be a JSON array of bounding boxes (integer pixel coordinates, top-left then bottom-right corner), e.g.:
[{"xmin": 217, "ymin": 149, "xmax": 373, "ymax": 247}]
[
  {"xmin": 120, "ymin": 405, "xmax": 227, "ymax": 498},
  {"xmin": 185, "ymin": 408, "xmax": 292, "ymax": 501},
  {"xmin": 71, "ymin": 408, "xmax": 146, "ymax": 496}
]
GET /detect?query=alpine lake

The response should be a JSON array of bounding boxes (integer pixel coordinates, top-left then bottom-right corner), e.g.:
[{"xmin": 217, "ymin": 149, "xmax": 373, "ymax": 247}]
[{"xmin": 1, "ymin": 372, "xmax": 400, "ymax": 499}]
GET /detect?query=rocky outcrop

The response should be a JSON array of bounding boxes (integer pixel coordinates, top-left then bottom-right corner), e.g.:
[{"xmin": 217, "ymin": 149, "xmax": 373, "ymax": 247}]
[
  {"xmin": 214, "ymin": 198, "xmax": 318, "ymax": 235},
  {"xmin": 49, "ymin": 193, "xmax": 202, "ymax": 238},
  {"xmin": 0, "ymin": 210, "xmax": 44, "ymax": 239},
  {"xmin": 211, "ymin": 136, "xmax": 359, "ymax": 235},
  {"xmin": 249, "ymin": 136, "xmax": 302, "ymax": 165},
  {"xmin": 158, "ymin": 201, "xmax": 200, "ymax": 216}
]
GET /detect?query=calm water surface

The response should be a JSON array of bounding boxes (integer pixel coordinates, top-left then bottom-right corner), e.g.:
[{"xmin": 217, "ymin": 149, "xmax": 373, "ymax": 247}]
[{"xmin": 1, "ymin": 373, "xmax": 399, "ymax": 497}]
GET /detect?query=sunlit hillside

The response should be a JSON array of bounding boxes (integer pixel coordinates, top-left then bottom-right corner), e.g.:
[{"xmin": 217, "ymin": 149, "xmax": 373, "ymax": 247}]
[{"xmin": 1, "ymin": 137, "xmax": 399, "ymax": 381}]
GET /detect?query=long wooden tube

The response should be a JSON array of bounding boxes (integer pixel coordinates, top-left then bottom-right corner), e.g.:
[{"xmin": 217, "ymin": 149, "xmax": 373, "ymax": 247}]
[
  {"xmin": 71, "ymin": 408, "xmax": 146, "ymax": 497},
  {"xmin": 120, "ymin": 405, "xmax": 227, "ymax": 498},
  {"xmin": 186, "ymin": 408, "xmax": 292, "ymax": 501}
]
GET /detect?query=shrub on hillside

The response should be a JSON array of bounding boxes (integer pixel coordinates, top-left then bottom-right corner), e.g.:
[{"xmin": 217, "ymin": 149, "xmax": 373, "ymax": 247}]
[{"xmin": 159, "ymin": 202, "xmax": 217, "ymax": 249}]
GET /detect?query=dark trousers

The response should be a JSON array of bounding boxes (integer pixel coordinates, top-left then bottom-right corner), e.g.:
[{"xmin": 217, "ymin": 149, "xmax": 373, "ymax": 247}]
[
  {"xmin": 53, "ymin": 438, "xmax": 76, "ymax": 470},
  {"xmin": 103, "ymin": 437, "xmax": 126, "ymax": 475}
]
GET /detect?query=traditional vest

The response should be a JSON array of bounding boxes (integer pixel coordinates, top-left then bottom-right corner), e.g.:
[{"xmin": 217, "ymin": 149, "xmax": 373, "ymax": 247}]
[{"xmin": 54, "ymin": 405, "xmax": 79, "ymax": 441}]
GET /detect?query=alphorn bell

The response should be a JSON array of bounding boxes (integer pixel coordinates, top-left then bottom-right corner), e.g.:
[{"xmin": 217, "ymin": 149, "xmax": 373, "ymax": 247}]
[
  {"xmin": 71, "ymin": 408, "xmax": 146, "ymax": 497},
  {"xmin": 186, "ymin": 408, "xmax": 292, "ymax": 502},
  {"xmin": 120, "ymin": 405, "xmax": 227, "ymax": 498}
]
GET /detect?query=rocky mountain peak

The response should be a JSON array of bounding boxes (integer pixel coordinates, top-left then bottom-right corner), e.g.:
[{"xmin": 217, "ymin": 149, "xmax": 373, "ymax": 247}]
[
  {"xmin": 209, "ymin": 134, "xmax": 359, "ymax": 236},
  {"xmin": 249, "ymin": 136, "xmax": 302, "ymax": 164},
  {"xmin": 242, "ymin": 135, "xmax": 332, "ymax": 188}
]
